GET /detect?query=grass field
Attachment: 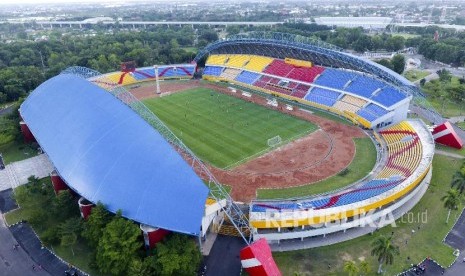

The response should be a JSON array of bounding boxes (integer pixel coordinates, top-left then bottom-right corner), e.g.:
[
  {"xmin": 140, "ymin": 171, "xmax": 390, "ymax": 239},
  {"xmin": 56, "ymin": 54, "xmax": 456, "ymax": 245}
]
[
  {"xmin": 220, "ymin": 81, "xmax": 353, "ymax": 126},
  {"xmin": 257, "ymin": 137, "xmax": 377, "ymax": 199},
  {"xmin": 435, "ymin": 143, "xmax": 465, "ymax": 157},
  {"xmin": 274, "ymin": 155, "xmax": 462, "ymax": 275},
  {"xmin": 0, "ymin": 141, "xmax": 38, "ymax": 164},
  {"xmin": 403, "ymin": 70, "xmax": 431, "ymax": 82},
  {"xmin": 143, "ymin": 87, "xmax": 318, "ymax": 168}
]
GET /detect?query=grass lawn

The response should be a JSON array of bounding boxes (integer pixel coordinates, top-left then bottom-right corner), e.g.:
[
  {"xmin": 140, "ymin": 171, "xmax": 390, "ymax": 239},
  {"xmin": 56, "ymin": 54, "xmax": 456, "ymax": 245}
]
[
  {"xmin": 4, "ymin": 179, "xmax": 100, "ymax": 275},
  {"xmin": 273, "ymin": 155, "xmax": 462, "ymax": 275},
  {"xmin": 0, "ymin": 141, "xmax": 38, "ymax": 164},
  {"xmin": 256, "ymin": 138, "xmax": 377, "ymax": 199},
  {"xmin": 143, "ymin": 87, "xmax": 318, "ymax": 168},
  {"xmin": 393, "ymin": 33, "xmax": 421, "ymax": 39},
  {"xmin": 404, "ymin": 70, "xmax": 431, "ymax": 82},
  {"xmin": 457, "ymin": 121, "xmax": 465, "ymax": 130},
  {"xmin": 435, "ymin": 143, "xmax": 465, "ymax": 157},
  {"xmin": 427, "ymin": 98, "xmax": 464, "ymax": 118}
]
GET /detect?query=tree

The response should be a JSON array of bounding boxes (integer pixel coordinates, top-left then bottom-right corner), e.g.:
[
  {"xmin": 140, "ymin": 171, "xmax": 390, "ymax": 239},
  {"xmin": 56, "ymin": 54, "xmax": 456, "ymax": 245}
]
[
  {"xmin": 82, "ymin": 202, "xmax": 112, "ymax": 248},
  {"xmin": 155, "ymin": 234, "xmax": 202, "ymax": 275},
  {"xmin": 96, "ymin": 212, "xmax": 141, "ymax": 275},
  {"xmin": 441, "ymin": 189, "xmax": 461, "ymax": 223},
  {"xmin": 391, "ymin": 54, "xmax": 405, "ymax": 74},
  {"xmin": 343, "ymin": 260, "xmax": 359, "ymax": 276},
  {"xmin": 437, "ymin": 69, "xmax": 452, "ymax": 83},
  {"xmin": 359, "ymin": 260, "xmax": 371, "ymax": 275},
  {"xmin": 52, "ymin": 190, "xmax": 79, "ymax": 221},
  {"xmin": 377, "ymin": 59, "xmax": 393, "ymax": 70},
  {"xmin": 371, "ymin": 235, "xmax": 400, "ymax": 274},
  {"xmin": 128, "ymin": 256, "xmax": 157, "ymax": 276},
  {"xmin": 451, "ymin": 165, "xmax": 465, "ymax": 195},
  {"xmin": 58, "ymin": 217, "xmax": 82, "ymax": 256}
]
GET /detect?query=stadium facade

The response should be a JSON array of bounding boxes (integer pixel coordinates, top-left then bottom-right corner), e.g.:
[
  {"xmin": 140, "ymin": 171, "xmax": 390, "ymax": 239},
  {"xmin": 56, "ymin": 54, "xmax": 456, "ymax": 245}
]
[{"xmin": 20, "ymin": 32, "xmax": 438, "ymax": 275}]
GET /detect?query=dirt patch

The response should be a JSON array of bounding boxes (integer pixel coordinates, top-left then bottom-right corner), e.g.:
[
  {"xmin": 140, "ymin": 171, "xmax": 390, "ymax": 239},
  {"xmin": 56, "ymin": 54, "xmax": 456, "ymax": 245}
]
[{"xmin": 130, "ymin": 80, "xmax": 366, "ymax": 202}]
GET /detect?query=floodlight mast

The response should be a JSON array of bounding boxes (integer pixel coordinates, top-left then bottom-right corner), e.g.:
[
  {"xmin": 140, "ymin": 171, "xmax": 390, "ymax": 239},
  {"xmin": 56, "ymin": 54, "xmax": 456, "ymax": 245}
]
[
  {"xmin": 63, "ymin": 66, "xmax": 252, "ymax": 245},
  {"xmin": 154, "ymin": 66, "xmax": 161, "ymax": 95}
]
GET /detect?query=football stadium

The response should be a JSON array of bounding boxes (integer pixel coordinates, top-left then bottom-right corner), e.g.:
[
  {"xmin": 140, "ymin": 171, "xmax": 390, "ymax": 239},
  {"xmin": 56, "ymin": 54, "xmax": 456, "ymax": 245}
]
[{"xmin": 19, "ymin": 32, "xmax": 463, "ymax": 275}]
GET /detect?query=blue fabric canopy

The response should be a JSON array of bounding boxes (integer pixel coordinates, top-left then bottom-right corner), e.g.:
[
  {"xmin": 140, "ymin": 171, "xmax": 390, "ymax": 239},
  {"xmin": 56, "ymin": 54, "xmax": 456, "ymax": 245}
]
[{"xmin": 20, "ymin": 74, "xmax": 209, "ymax": 235}]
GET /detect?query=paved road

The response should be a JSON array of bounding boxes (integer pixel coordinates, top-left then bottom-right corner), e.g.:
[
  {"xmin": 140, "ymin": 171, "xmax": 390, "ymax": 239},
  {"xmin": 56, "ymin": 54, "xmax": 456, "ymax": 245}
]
[
  {"xmin": 205, "ymin": 235, "xmax": 243, "ymax": 276},
  {"xmin": 0, "ymin": 213, "xmax": 50, "ymax": 276},
  {"xmin": 448, "ymin": 116, "xmax": 465, "ymax": 124}
]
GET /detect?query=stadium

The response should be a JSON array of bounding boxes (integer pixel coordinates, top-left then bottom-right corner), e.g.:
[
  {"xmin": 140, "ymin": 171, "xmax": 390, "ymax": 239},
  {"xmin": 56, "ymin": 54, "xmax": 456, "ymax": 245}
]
[{"xmin": 19, "ymin": 32, "xmax": 461, "ymax": 275}]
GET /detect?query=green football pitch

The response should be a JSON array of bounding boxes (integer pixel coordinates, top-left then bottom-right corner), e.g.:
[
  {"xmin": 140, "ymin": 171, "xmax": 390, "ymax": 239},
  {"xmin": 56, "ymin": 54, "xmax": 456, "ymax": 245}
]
[{"xmin": 143, "ymin": 87, "xmax": 318, "ymax": 168}]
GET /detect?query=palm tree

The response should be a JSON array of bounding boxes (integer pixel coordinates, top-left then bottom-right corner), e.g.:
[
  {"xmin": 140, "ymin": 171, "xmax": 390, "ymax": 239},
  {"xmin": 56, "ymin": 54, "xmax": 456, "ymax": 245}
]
[
  {"xmin": 371, "ymin": 235, "xmax": 400, "ymax": 274},
  {"xmin": 343, "ymin": 260, "xmax": 359, "ymax": 276},
  {"xmin": 451, "ymin": 166, "xmax": 465, "ymax": 195},
  {"xmin": 441, "ymin": 189, "xmax": 461, "ymax": 223},
  {"xmin": 359, "ymin": 260, "xmax": 371, "ymax": 275}
]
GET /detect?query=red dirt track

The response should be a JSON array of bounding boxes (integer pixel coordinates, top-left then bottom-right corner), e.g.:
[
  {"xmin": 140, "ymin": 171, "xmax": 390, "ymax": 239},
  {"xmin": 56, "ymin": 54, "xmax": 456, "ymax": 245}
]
[{"xmin": 129, "ymin": 80, "xmax": 366, "ymax": 202}]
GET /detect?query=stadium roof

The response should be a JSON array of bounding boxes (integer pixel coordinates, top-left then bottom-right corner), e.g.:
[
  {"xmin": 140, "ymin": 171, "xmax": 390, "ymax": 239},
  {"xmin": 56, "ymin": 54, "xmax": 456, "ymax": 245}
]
[
  {"xmin": 195, "ymin": 32, "xmax": 419, "ymax": 97},
  {"xmin": 20, "ymin": 74, "xmax": 209, "ymax": 236}
]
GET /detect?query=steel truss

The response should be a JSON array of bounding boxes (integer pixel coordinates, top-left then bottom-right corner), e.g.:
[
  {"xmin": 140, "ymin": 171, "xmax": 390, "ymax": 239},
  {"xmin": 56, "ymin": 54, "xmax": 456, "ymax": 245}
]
[{"xmin": 61, "ymin": 67, "xmax": 252, "ymax": 244}]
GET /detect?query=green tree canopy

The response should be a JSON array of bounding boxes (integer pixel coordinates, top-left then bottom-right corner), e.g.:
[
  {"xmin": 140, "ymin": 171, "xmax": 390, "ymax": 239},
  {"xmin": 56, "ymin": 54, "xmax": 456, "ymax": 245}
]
[
  {"xmin": 96, "ymin": 212, "xmax": 142, "ymax": 275},
  {"xmin": 155, "ymin": 234, "xmax": 202, "ymax": 275},
  {"xmin": 371, "ymin": 235, "xmax": 400, "ymax": 274},
  {"xmin": 82, "ymin": 202, "xmax": 112, "ymax": 248}
]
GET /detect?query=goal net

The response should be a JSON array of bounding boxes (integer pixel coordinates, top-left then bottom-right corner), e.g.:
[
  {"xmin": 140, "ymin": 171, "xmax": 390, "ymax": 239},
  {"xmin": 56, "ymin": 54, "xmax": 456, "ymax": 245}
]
[{"xmin": 267, "ymin": 135, "xmax": 282, "ymax": 147}]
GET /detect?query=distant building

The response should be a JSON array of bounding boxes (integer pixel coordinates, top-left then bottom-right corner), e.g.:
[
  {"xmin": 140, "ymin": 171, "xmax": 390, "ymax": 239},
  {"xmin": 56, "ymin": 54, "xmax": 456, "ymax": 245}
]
[{"xmin": 313, "ymin": 17, "xmax": 393, "ymax": 30}]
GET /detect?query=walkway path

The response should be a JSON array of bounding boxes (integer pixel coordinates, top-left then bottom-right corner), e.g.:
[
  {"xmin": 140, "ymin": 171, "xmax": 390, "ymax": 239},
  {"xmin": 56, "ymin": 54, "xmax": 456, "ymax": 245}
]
[
  {"xmin": 435, "ymin": 150, "xmax": 464, "ymax": 159},
  {"xmin": 0, "ymin": 154, "xmax": 53, "ymax": 192},
  {"xmin": 448, "ymin": 116, "xmax": 465, "ymax": 124}
]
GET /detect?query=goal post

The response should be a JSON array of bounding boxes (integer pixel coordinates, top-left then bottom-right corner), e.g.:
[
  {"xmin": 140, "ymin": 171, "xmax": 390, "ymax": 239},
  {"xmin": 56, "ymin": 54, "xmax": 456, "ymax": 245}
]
[{"xmin": 267, "ymin": 135, "xmax": 282, "ymax": 148}]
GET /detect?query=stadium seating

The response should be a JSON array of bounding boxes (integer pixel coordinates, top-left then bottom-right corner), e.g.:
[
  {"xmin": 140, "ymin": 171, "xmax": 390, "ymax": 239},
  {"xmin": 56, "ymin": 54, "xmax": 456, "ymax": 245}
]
[
  {"xmin": 340, "ymin": 94, "xmax": 367, "ymax": 108},
  {"xmin": 290, "ymin": 84, "xmax": 311, "ymax": 98},
  {"xmin": 226, "ymin": 55, "xmax": 250, "ymax": 68},
  {"xmin": 105, "ymin": 72, "xmax": 138, "ymax": 85},
  {"xmin": 313, "ymin": 68, "xmax": 356, "ymax": 90},
  {"xmin": 206, "ymin": 54, "xmax": 228, "ymax": 65},
  {"xmin": 345, "ymin": 76, "xmax": 385, "ymax": 98},
  {"xmin": 220, "ymin": 68, "xmax": 241, "ymax": 80},
  {"xmin": 244, "ymin": 56, "xmax": 274, "ymax": 72},
  {"xmin": 332, "ymin": 101, "xmax": 361, "ymax": 114},
  {"xmin": 251, "ymin": 121, "xmax": 423, "ymax": 213},
  {"xmin": 158, "ymin": 66, "xmax": 195, "ymax": 78},
  {"xmin": 263, "ymin": 59, "xmax": 294, "ymax": 77},
  {"xmin": 263, "ymin": 59, "xmax": 325, "ymax": 83},
  {"xmin": 203, "ymin": 66, "xmax": 223, "ymax": 77},
  {"xmin": 132, "ymin": 68, "xmax": 155, "ymax": 80},
  {"xmin": 370, "ymin": 87, "xmax": 407, "ymax": 107},
  {"xmin": 235, "ymin": 71, "xmax": 261, "ymax": 85}
]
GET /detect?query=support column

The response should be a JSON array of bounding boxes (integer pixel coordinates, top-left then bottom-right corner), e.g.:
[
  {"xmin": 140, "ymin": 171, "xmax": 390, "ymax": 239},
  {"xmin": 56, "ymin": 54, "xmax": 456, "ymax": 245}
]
[
  {"xmin": 19, "ymin": 121, "xmax": 36, "ymax": 143},
  {"xmin": 50, "ymin": 170, "xmax": 69, "ymax": 194},
  {"xmin": 78, "ymin": 197, "xmax": 95, "ymax": 220},
  {"xmin": 140, "ymin": 224, "xmax": 170, "ymax": 249}
]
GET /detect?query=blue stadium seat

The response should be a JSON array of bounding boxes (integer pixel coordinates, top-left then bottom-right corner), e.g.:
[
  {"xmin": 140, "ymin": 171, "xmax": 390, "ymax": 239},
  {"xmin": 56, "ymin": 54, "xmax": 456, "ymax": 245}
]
[
  {"xmin": 235, "ymin": 71, "xmax": 261, "ymax": 85},
  {"xmin": 203, "ymin": 66, "xmax": 223, "ymax": 76},
  {"xmin": 304, "ymin": 94, "xmax": 337, "ymax": 107},
  {"xmin": 309, "ymin": 87, "xmax": 340, "ymax": 100},
  {"xmin": 313, "ymin": 68, "xmax": 356, "ymax": 89},
  {"xmin": 370, "ymin": 87, "xmax": 407, "ymax": 107},
  {"xmin": 345, "ymin": 76, "xmax": 385, "ymax": 98}
]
